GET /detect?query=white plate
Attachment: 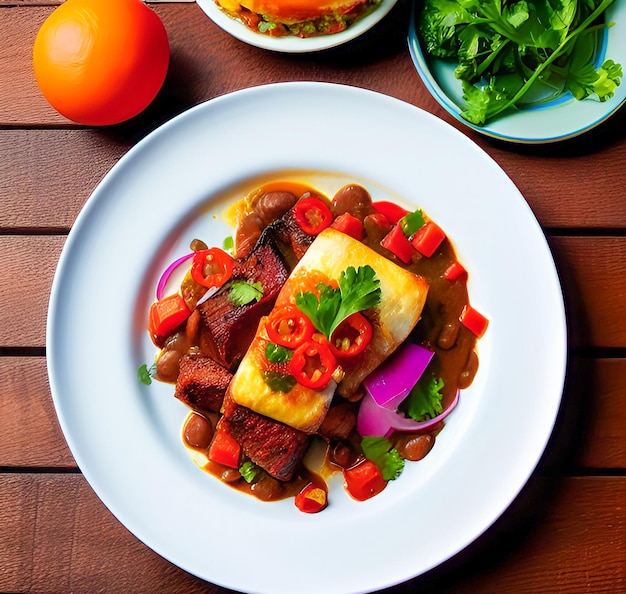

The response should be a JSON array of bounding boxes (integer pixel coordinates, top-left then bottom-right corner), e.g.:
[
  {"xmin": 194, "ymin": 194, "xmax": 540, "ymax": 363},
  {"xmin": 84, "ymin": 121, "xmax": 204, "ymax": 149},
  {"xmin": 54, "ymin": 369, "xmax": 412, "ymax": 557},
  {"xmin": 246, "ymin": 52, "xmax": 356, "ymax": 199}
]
[
  {"xmin": 47, "ymin": 82, "xmax": 566, "ymax": 594},
  {"xmin": 408, "ymin": 2, "xmax": 626, "ymax": 144},
  {"xmin": 196, "ymin": 0, "xmax": 398, "ymax": 52}
]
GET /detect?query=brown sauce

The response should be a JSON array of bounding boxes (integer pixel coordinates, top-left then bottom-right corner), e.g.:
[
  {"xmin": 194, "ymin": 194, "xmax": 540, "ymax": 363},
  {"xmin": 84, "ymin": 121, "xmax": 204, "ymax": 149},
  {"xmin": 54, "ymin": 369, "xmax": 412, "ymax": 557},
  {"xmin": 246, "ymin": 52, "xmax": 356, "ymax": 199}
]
[{"xmin": 156, "ymin": 180, "xmax": 481, "ymax": 508}]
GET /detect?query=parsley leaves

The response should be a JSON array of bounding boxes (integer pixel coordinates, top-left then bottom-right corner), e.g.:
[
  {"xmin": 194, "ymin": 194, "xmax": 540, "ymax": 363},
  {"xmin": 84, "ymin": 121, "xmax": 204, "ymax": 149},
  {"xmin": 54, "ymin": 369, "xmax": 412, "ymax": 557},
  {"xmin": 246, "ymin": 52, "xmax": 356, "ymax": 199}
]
[
  {"xmin": 419, "ymin": 0, "xmax": 623, "ymax": 125},
  {"xmin": 295, "ymin": 265, "xmax": 381, "ymax": 338},
  {"xmin": 361, "ymin": 436, "xmax": 405, "ymax": 481},
  {"xmin": 404, "ymin": 374, "xmax": 445, "ymax": 422},
  {"xmin": 228, "ymin": 280, "xmax": 264, "ymax": 306},
  {"xmin": 137, "ymin": 363, "xmax": 156, "ymax": 385}
]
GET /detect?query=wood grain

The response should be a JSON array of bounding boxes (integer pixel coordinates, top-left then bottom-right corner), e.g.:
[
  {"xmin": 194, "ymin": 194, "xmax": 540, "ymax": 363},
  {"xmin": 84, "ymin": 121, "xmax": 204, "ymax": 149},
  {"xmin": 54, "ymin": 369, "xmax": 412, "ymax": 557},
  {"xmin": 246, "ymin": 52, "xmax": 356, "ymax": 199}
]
[{"xmin": 0, "ymin": 473, "xmax": 624, "ymax": 593}]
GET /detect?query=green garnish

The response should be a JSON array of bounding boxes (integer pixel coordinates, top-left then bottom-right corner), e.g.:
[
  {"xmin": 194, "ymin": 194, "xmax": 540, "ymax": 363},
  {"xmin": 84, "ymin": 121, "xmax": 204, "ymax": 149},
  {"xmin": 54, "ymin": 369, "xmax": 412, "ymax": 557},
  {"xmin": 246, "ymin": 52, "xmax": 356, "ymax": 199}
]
[
  {"xmin": 295, "ymin": 265, "xmax": 381, "ymax": 338},
  {"xmin": 265, "ymin": 342, "xmax": 293, "ymax": 364},
  {"xmin": 222, "ymin": 235, "xmax": 234, "ymax": 252},
  {"xmin": 137, "ymin": 363, "xmax": 156, "ymax": 385},
  {"xmin": 361, "ymin": 436, "xmax": 405, "ymax": 481},
  {"xmin": 239, "ymin": 461, "xmax": 259, "ymax": 483},
  {"xmin": 400, "ymin": 209, "xmax": 426, "ymax": 237},
  {"xmin": 262, "ymin": 370, "xmax": 297, "ymax": 393},
  {"xmin": 228, "ymin": 280, "xmax": 264, "ymax": 306},
  {"xmin": 419, "ymin": 0, "xmax": 623, "ymax": 126},
  {"xmin": 404, "ymin": 374, "xmax": 445, "ymax": 421}
]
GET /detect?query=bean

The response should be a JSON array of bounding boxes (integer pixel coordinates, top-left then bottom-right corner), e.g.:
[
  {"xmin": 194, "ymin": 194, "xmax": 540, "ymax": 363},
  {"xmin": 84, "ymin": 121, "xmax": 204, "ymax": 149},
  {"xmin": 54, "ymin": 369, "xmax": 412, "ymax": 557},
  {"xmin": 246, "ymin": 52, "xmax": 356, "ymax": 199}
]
[
  {"xmin": 331, "ymin": 184, "xmax": 374, "ymax": 220},
  {"xmin": 437, "ymin": 321, "xmax": 460, "ymax": 350},
  {"xmin": 221, "ymin": 468, "xmax": 242, "ymax": 483},
  {"xmin": 329, "ymin": 442, "xmax": 359, "ymax": 469},
  {"xmin": 458, "ymin": 350, "xmax": 479, "ymax": 389},
  {"xmin": 251, "ymin": 475, "xmax": 284, "ymax": 501},
  {"xmin": 255, "ymin": 191, "xmax": 297, "ymax": 225},
  {"xmin": 395, "ymin": 433, "xmax": 435, "ymax": 461},
  {"xmin": 234, "ymin": 213, "xmax": 263, "ymax": 258},
  {"xmin": 155, "ymin": 348, "xmax": 182, "ymax": 383},
  {"xmin": 182, "ymin": 413, "xmax": 213, "ymax": 450}
]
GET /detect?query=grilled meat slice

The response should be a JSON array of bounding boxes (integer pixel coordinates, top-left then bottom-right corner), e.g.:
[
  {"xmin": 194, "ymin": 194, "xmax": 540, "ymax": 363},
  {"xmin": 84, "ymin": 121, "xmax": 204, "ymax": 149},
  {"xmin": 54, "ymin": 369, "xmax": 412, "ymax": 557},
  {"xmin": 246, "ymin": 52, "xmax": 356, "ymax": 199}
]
[
  {"xmin": 198, "ymin": 238, "xmax": 289, "ymax": 371},
  {"xmin": 222, "ymin": 394, "xmax": 309, "ymax": 482},
  {"xmin": 316, "ymin": 401, "xmax": 358, "ymax": 441},
  {"xmin": 175, "ymin": 355, "xmax": 232, "ymax": 414}
]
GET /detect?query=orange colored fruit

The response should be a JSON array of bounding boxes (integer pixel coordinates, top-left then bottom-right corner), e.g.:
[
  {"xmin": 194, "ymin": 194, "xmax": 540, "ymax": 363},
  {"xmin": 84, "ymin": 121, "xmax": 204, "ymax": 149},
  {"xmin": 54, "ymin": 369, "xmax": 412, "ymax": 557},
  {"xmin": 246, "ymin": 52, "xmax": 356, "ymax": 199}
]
[{"xmin": 33, "ymin": 0, "xmax": 170, "ymax": 126}]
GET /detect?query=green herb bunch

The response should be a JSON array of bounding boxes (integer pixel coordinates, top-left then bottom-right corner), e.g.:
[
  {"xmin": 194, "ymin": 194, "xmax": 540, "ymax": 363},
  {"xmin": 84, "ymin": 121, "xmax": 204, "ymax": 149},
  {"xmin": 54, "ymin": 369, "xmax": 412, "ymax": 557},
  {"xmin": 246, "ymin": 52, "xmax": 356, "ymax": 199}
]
[{"xmin": 419, "ymin": 0, "xmax": 623, "ymax": 125}]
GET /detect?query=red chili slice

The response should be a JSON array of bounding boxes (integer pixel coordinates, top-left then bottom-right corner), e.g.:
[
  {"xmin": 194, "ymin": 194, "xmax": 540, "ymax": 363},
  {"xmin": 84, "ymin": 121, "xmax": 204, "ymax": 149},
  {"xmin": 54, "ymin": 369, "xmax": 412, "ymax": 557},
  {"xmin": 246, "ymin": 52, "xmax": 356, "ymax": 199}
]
[
  {"xmin": 266, "ymin": 305, "xmax": 315, "ymax": 348},
  {"xmin": 190, "ymin": 247, "xmax": 233, "ymax": 289},
  {"xmin": 329, "ymin": 312, "xmax": 373, "ymax": 358},
  {"xmin": 289, "ymin": 339, "xmax": 337, "ymax": 390},
  {"xmin": 294, "ymin": 482, "xmax": 328, "ymax": 513},
  {"xmin": 293, "ymin": 196, "xmax": 333, "ymax": 235}
]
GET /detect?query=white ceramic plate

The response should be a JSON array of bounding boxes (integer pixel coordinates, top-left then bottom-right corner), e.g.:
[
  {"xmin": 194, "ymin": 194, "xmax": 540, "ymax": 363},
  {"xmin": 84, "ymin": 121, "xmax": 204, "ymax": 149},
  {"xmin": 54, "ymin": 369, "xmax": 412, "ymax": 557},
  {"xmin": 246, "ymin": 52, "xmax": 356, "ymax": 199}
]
[
  {"xmin": 408, "ymin": 2, "xmax": 626, "ymax": 144},
  {"xmin": 47, "ymin": 82, "xmax": 566, "ymax": 594},
  {"xmin": 196, "ymin": 0, "xmax": 398, "ymax": 52}
]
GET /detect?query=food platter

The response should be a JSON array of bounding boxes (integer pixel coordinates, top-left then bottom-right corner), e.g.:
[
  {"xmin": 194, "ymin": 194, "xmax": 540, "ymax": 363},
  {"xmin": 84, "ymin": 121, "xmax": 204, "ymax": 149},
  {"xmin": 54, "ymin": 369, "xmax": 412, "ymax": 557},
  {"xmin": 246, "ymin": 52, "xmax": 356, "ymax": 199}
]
[
  {"xmin": 47, "ymin": 82, "xmax": 566, "ymax": 594},
  {"xmin": 196, "ymin": 0, "xmax": 398, "ymax": 53},
  {"xmin": 408, "ymin": 1, "xmax": 626, "ymax": 144}
]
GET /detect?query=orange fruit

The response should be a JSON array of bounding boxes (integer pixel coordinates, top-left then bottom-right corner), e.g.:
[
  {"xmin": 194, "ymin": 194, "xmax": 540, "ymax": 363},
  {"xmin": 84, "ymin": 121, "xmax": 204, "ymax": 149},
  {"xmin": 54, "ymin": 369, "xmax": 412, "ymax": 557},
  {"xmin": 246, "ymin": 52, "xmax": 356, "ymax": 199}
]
[{"xmin": 33, "ymin": 0, "xmax": 170, "ymax": 126}]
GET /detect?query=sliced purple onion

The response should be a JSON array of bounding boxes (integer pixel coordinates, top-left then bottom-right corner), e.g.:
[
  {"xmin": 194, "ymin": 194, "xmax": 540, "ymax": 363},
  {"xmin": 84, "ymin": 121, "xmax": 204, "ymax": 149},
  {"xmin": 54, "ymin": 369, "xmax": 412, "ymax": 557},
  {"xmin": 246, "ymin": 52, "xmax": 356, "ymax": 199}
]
[
  {"xmin": 156, "ymin": 252, "xmax": 194, "ymax": 300},
  {"xmin": 357, "ymin": 389, "xmax": 460, "ymax": 438},
  {"xmin": 363, "ymin": 343, "xmax": 434, "ymax": 409}
]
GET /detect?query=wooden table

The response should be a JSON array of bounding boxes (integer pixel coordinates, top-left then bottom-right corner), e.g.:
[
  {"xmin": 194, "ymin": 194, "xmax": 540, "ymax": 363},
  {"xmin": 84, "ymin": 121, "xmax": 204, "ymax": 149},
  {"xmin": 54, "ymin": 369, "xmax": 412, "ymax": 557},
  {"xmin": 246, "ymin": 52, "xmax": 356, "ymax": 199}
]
[{"xmin": 2, "ymin": 1, "xmax": 625, "ymax": 592}]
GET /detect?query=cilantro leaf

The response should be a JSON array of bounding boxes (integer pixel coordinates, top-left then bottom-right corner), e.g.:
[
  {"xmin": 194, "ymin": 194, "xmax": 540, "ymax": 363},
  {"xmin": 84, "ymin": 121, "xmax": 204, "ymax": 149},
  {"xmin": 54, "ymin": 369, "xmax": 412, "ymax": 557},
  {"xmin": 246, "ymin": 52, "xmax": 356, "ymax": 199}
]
[
  {"xmin": 137, "ymin": 363, "xmax": 156, "ymax": 385},
  {"xmin": 239, "ymin": 461, "xmax": 258, "ymax": 483},
  {"xmin": 361, "ymin": 436, "xmax": 405, "ymax": 481},
  {"xmin": 228, "ymin": 280, "xmax": 263, "ymax": 306},
  {"xmin": 404, "ymin": 375, "xmax": 444, "ymax": 422},
  {"xmin": 265, "ymin": 342, "xmax": 293, "ymax": 364},
  {"xmin": 419, "ymin": 0, "xmax": 622, "ymax": 125},
  {"xmin": 295, "ymin": 265, "xmax": 381, "ymax": 338}
]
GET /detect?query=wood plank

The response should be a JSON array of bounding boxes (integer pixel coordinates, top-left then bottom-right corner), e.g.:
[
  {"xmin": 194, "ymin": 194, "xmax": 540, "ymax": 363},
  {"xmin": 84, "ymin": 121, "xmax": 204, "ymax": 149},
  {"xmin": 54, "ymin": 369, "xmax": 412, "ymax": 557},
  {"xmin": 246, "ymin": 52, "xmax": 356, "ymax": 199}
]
[
  {"xmin": 0, "ymin": 130, "xmax": 129, "ymax": 231},
  {"xmin": 0, "ymin": 357, "xmax": 75, "ymax": 467},
  {"xmin": 2, "ymin": 235, "xmax": 625, "ymax": 348},
  {"xmin": 0, "ymin": 473, "xmax": 624, "ymax": 593},
  {"xmin": 550, "ymin": 236, "xmax": 626, "ymax": 349},
  {"xmin": 0, "ymin": 235, "xmax": 65, "ymax": 347}
]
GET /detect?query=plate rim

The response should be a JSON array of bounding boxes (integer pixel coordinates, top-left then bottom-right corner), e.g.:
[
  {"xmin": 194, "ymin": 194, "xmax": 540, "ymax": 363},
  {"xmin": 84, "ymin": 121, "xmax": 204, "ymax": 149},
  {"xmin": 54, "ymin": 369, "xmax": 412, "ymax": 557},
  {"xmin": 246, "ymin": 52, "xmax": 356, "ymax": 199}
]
[{"xmin": 46, "ymin": 81, "xmax": 567, "ymax": 593}]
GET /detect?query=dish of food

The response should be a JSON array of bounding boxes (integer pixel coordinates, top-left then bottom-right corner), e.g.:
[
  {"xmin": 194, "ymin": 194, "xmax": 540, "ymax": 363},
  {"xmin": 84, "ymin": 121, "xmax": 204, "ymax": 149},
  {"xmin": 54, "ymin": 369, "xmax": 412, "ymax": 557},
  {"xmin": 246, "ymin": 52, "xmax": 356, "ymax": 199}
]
[
  {"xmin": 196, "ymin": 0, "xmax": 398, "ymax": 52},
  {"xmin": 144, "ymin": 179, "xmax": 488, "ymax": 512},
  {"xmin": 408, "ymin": 0, "xmax": 626, "ymax": 143},
  {"xmin": 47, "ymin": 82, "xmax": 566, "ymax": 594}
]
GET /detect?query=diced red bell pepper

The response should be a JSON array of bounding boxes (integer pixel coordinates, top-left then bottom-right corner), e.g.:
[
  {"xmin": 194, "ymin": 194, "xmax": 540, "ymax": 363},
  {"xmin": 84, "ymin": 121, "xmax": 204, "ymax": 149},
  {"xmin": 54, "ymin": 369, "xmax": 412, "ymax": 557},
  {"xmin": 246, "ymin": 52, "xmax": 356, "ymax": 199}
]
[
  {"xmin": 289, "ymin": 338, "xmax": 337, "ymax": 390},
  {"xmin": 208, "ymin": 424, "xmax": 241, "ymax": 469},
  {"xmin": 148, "ymin": 293, "xmax": 191, "ymax": 337},
  {"xmin": 294, "ymin": 482, "xmax": 328, "ymax": 513},
  {"xmin": 266, "ymin": 305, "xmax": 315, "ymax": 348},
  {"xmin": 380, "ymin": 223, "xmax": 414, "ymax": 264},
  {"xmin": 459, "ymin": 304, "xmax": 489, "ymax": 338},
  {"xmin": 191, "ymin": 247, "xmax": 233, "ymax": 289},
  {"xmin": 443, "ymin": 261, "xmax": 467, "ymax": 281},
  {"xmin": 343, "ymin": 459, "xmax": 386, "ymax": 501},
  {"xmin": 372, "ymin": 201, "xmax": 409, "ymax": 224},
  {"xmin": 411, "ymin": 221, "xmax": 446, "ymax": 257},
  {"xmin": 329, "ymin": 312, "xmax": 372, "ymax": 358},
  {"xmin": 293, "ymin": 196, "xmax": 333, "ymax": 235},
  {"xmin": 330, "ymin": 212, "xmax": 363, "ymax": 240}
]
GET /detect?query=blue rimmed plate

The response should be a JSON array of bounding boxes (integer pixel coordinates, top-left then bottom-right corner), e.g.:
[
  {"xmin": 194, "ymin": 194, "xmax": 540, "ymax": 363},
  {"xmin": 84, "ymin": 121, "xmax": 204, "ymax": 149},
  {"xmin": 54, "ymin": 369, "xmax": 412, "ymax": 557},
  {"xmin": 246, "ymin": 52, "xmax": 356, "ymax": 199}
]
[{"xmin": 408, "ymin": 1, "xmax": 626, "ymax": 144}]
